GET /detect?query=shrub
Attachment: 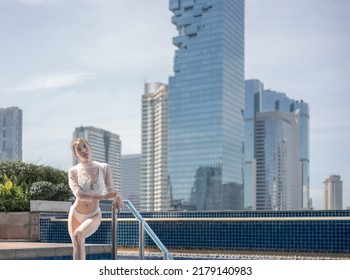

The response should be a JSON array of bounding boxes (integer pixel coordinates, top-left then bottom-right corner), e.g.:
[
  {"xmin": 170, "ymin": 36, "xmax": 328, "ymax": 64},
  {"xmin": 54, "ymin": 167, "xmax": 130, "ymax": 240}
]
[
  {"xmin": 30, "ymin": 181, "xmax": 72, "ymax": 201},
  {"xmin": 0, "ymin": 161, "xmax": 68, "ymax": 187},
  {"xmin": 0, "ymin": 176, "xmax": 29, "ymax": 212},
  {"xmin": 51, "ymin": 183, "xmax": 72, "ymax": 201},
  {"xmin": 0, "ymin": 161, "xmax": 71, "ymax": 211}
]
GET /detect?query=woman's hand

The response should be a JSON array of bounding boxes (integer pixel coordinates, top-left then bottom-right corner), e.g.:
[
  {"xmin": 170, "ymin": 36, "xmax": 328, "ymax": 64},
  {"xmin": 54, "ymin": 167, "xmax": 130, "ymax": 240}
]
[
  {"xmin": 113, "ymin": 194, "xmax": 123, "ymax": 213},
  {"xmin": 105, "ymin": 190, "xmax": 118, "ymax": 199}
]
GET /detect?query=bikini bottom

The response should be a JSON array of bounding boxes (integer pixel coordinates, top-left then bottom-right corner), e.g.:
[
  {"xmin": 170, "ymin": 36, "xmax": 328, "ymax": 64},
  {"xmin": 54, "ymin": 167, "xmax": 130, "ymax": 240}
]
[{"xmin": 70, "ymin": 207, "xmax": 101, "ymax": 224}]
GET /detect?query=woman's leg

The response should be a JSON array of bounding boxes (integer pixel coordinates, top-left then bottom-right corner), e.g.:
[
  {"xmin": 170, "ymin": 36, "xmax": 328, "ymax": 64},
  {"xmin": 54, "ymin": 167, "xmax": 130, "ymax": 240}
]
[
  {"xmin": 68, "ymin": 209, "xmax": 81, "ymax": 259},
  {"xmin": 68, "ymin": 211, "xmax": 101, "ymax": 260}
]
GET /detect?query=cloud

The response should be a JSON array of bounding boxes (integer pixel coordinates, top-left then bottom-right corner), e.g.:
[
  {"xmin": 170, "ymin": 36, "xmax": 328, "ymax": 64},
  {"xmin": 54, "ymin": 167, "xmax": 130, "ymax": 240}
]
[{"xmin": 12, "ymin": 71, "xmax": 96, "ymax": 92}]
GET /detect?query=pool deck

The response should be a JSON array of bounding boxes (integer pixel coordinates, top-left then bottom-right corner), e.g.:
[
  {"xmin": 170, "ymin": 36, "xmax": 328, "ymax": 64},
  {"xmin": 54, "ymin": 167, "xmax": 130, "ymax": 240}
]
[{"xmin": 0, "ymin": 241, "xmax": 111, "ymax": 260}]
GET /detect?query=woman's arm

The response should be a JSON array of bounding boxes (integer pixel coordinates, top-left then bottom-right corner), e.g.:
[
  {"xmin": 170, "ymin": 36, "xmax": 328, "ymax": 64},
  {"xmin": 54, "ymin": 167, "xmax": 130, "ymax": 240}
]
[{"xmin": 104, "ymin": 164, "xmax": 123, "ymax": 211}]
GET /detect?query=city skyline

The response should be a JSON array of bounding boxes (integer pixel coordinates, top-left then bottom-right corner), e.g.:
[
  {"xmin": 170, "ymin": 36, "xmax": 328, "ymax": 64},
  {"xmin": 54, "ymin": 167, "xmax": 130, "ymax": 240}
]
[{"xmin": 0, "ymin": 0, "xmax": 349, "ymax": 210}]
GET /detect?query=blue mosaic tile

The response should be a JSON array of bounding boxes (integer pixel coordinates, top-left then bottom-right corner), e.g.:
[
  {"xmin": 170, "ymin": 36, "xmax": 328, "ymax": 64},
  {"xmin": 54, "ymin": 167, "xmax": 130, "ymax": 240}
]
[{"xmin": 39, "ymin": 210, "xmax": 350, "ymax": 254}]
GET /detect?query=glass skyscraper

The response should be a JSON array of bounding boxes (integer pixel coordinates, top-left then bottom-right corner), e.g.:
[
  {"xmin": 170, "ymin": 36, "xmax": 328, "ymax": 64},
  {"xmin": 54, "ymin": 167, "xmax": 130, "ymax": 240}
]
[
  {"xmin": 167, "ymin": 0, "xmax": 245, "ymax": 210},
  {"xmin": 255, "ymin": 111, "xmax": 301, "ymax": 210},
  {"xmin": 292, "ymin": 100, "xmax": 310, "ymax": 209},
  {"xmin": 244, "ymin": 79, "xmax": 310, "ymax": 210},
  {"xmin": 0, "ymin": 107, "xmax": 22, "ymax": 161}
]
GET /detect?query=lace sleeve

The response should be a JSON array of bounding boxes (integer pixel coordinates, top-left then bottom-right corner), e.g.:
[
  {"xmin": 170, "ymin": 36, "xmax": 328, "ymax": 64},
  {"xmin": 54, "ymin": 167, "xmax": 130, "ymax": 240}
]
[
  {"xmin": 103, "ymin": 164, "xmax": 118, "ymax": 194},
  {"xmin": 68, "ymin": 166, "xmax": 94, "ymax": 202}
]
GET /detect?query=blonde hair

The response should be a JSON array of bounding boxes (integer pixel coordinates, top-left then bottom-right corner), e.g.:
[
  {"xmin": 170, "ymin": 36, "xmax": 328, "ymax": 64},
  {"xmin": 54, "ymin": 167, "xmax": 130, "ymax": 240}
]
[{"xmin": 71, "ymin": 138, "xmax": 91, "ymax": 157}]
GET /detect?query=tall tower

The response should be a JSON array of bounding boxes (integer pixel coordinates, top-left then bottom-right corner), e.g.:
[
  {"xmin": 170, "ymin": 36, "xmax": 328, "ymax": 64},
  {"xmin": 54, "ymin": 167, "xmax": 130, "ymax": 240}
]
[
  {"xmin": 168, "ymin": 0, "xmax": 245, "ymax": 210},
  {"xmin": 324, "ymin": 175, "xmax": 343, "ymax": 210},
  {"xmin": 244, "ymin": 80, "xmax": 264, "ymax": 209},
  {"xmin": 0, "ymin": 107, "xmax": 23, "ymax": 161},
  {"xmin": 141, "ymin": 83, "xmax": 170, "ymax": 211},
  {"xmin": 254, "ymin": 111, "xmax": 301, "ymax": 210},
  {"xmin": 244, "ymin": 79, "xmax": 310, "ymax": 210},
  {"xmin": 292, "ymin": 100, "xmax": 310, "ymax": 209},
  {"xmin": 73, "ymin": 126, "xmax": 121, "ymax": 192}
]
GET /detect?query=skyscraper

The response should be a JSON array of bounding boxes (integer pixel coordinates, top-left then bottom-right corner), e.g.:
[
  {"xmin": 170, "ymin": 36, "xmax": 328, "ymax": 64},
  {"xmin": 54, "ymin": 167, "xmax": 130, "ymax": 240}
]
[
  {"xmin": 141, "ymin": 83, "xmax": 170, "ymax": 211},
  {"xmin": 244, "ymin": 79, "xmax": 310, "ymax": 210},
  {"xmin": 73, "ymin": 126, "xmax": 121, "ymax": 192},
  {"xmin": 324, "ymin": 175, "xmax": 343, "ymax": 210},
  {"xmin": 244, "ymin": 80, "xmax": 264, "ymax": 209},
  {"xmin": 292, "ymin": 100, "xmax": 310, "ymax": 209},
  {"xmin": 121, "ymin": 154, "xmax": 141, "ymax": 210},
  {"xmin": 167, "ymin": 0, "xmax": 245, "ymax": 210},
  {"xmin": 0, "ymin": 107, "xmax": 22, "ymax": 161},
  {"xmin": 255, "ymin": 111, "xmax": 301, "ymax": 210}
]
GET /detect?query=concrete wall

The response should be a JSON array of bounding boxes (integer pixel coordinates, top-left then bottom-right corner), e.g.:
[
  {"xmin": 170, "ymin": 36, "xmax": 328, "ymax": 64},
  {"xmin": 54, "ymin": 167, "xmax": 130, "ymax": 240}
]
[
  {"xmin": 0, "ymin": 212, "xmax": 39, "ymax": 240},
  {"xmin": 30, "ymin": 200, "xmax": 71, "ymax": 212}
]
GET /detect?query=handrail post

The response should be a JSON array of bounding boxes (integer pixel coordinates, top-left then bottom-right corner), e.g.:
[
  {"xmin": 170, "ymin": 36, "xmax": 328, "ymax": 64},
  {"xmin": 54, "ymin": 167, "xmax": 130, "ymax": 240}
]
[
  {"xmin": 118, "ymin": 200, "xmax": 174, "ymax": 260},
  {"xmin": 139, "ymin": 221, "xmax": 145, "ymax": 260},
  {"xmin": 111, "ymin": 201, "xmax": 118, "ymax": 260}
]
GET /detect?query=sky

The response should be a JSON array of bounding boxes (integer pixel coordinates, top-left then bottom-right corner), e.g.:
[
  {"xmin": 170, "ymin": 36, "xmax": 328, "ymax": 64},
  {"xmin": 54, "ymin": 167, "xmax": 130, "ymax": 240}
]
[{"xmin": 0, "ymin": 0, "xmax": 349, "ymax": 210}]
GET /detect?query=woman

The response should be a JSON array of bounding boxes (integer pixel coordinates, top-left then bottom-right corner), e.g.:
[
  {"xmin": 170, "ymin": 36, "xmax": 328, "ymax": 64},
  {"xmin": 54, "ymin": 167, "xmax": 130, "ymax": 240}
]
[{"xmin": 68, "ymin": 138, "xmax": 122, "ymax": 260}]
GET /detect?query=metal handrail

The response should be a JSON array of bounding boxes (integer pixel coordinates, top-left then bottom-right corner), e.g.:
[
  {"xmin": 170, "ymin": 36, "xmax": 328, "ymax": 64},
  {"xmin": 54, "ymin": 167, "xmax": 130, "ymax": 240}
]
[{"xmin": 111, "ymin": 199, "xmax": 174, "ymax": 260}]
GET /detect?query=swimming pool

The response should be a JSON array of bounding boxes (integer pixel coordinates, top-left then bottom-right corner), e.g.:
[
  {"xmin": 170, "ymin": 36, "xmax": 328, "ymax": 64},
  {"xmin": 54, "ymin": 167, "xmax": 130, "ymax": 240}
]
[{"xmin": 40, "ymin": 209, "xmax": 350, "ymax": 256}]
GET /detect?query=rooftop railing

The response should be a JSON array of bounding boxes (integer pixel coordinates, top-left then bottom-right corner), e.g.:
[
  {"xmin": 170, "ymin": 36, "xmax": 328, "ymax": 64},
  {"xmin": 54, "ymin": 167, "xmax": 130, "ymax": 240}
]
[{"xmin": 111, "ymin": 200, "xmax": 174, "ymax": 260}]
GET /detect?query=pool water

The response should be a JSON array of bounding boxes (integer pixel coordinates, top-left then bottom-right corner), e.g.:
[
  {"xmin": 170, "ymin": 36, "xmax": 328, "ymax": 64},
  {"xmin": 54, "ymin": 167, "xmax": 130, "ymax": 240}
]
[{"xmin": 21, "ymin": 252, "xmax": 347, "ymax": 260}]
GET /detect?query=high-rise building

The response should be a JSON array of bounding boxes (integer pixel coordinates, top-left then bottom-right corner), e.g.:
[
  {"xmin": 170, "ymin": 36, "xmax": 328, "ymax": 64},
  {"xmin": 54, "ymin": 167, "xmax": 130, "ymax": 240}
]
[
  {"xmin": 244, "ymin": 79, "xmax": 310, "ymax": 210},
  {"xmin": 244, "ymin": 80, "xmax": 264, "ymax": 209},
  {"xmin": 324, "ymin": 175, "xmax": 343, "ymax": 210},
  {"xmin": 141, "ymin": 83, "xmax": 170, "ymax": 211},
  {"xmin": 0, "ymin": 107, "xmax": 22, "ymax": 161},
  {"xmin": 73, "ymin": 126, "xmax": 121, "ymax": 192},
  {"xmin": 254, "ymin": 111, "xmax": 301, "ymax": 210},
  {"xmin": 167, "ymin": 0, "xmax": 245, "ymax": 210},
  {"xmin": 121, "ymin": 154, "xmax": 141, "ymax": 210},
  {"xmin": 292, "ymin": 100, "xmax": 310, "ymax": 209}
]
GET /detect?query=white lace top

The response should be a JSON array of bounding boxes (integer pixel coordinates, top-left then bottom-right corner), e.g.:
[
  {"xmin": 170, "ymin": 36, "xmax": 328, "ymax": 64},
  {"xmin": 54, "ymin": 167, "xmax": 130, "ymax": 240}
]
[{"xmin": 68, "ymin": 161, "xmax": 116, "ymax": 202}]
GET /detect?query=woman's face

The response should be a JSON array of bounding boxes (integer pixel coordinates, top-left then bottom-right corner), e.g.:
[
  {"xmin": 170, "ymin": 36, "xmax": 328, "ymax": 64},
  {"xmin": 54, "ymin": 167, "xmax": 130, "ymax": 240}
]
[{"xmin": 73, "ymin": 141, "xmax": 92, "ymax": 163}]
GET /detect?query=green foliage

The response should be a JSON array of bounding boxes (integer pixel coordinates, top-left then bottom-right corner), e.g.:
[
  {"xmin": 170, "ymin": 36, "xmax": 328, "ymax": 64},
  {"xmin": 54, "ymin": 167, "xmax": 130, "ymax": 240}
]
[
  {"xmin": 30, "ymin": 181, "xmax": 54, "ymax": 200},
  {"xmin": 0, "ymin": 161, "xmax": 68, "ymax": 187},
  {"xmin": 0, "ymin": 176, "xmax": 29, "ymax": 212},
  {"xmin": 0, "ymin": 161, "xmax": 71, "ymax": 211},
  {"xmin": 30, "ymin": 181, "xmax": 72, "ymax": 201},
  {"xmin": 51, "ymin": 183, "xmax": 72, "ymax": 201}
]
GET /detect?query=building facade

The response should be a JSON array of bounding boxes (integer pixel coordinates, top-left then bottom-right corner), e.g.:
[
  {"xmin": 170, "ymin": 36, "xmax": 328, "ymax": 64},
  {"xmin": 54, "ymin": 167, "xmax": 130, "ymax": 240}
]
[
  {"xmin": 121, "ymin": 154, "xmax": 141, "ymax": 210},
  {"xmin": 167, "ymin": 0, "xmax": 245, "ymax": 210},
  {"xmin": 244, "ymin": 79, "xmax": 310, "ymax": 210},
  {"xmin": 254, "ymin": 111, "xmax": 301, "ymax": 210},
  {"xmin": 73, "ymin": 126, "xmax": 121, "ymax": 192},
  {"xmin": 0, "ymin": 107, "xmax": 22, "ymax": 161},
  {"xmin": 324, "ymin": 175, "xmax": 343, "ymax": 210},
  {"xmin": 141, "ymin": 83, "xmax": 170, "ymax": 211},
  {"xmin": 244, "ymin": 80, "xmax": 264, "ymax": 209},
  {"xmin": 292, "ymin": 100, "xmax": 310, "ymax": 209}
]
